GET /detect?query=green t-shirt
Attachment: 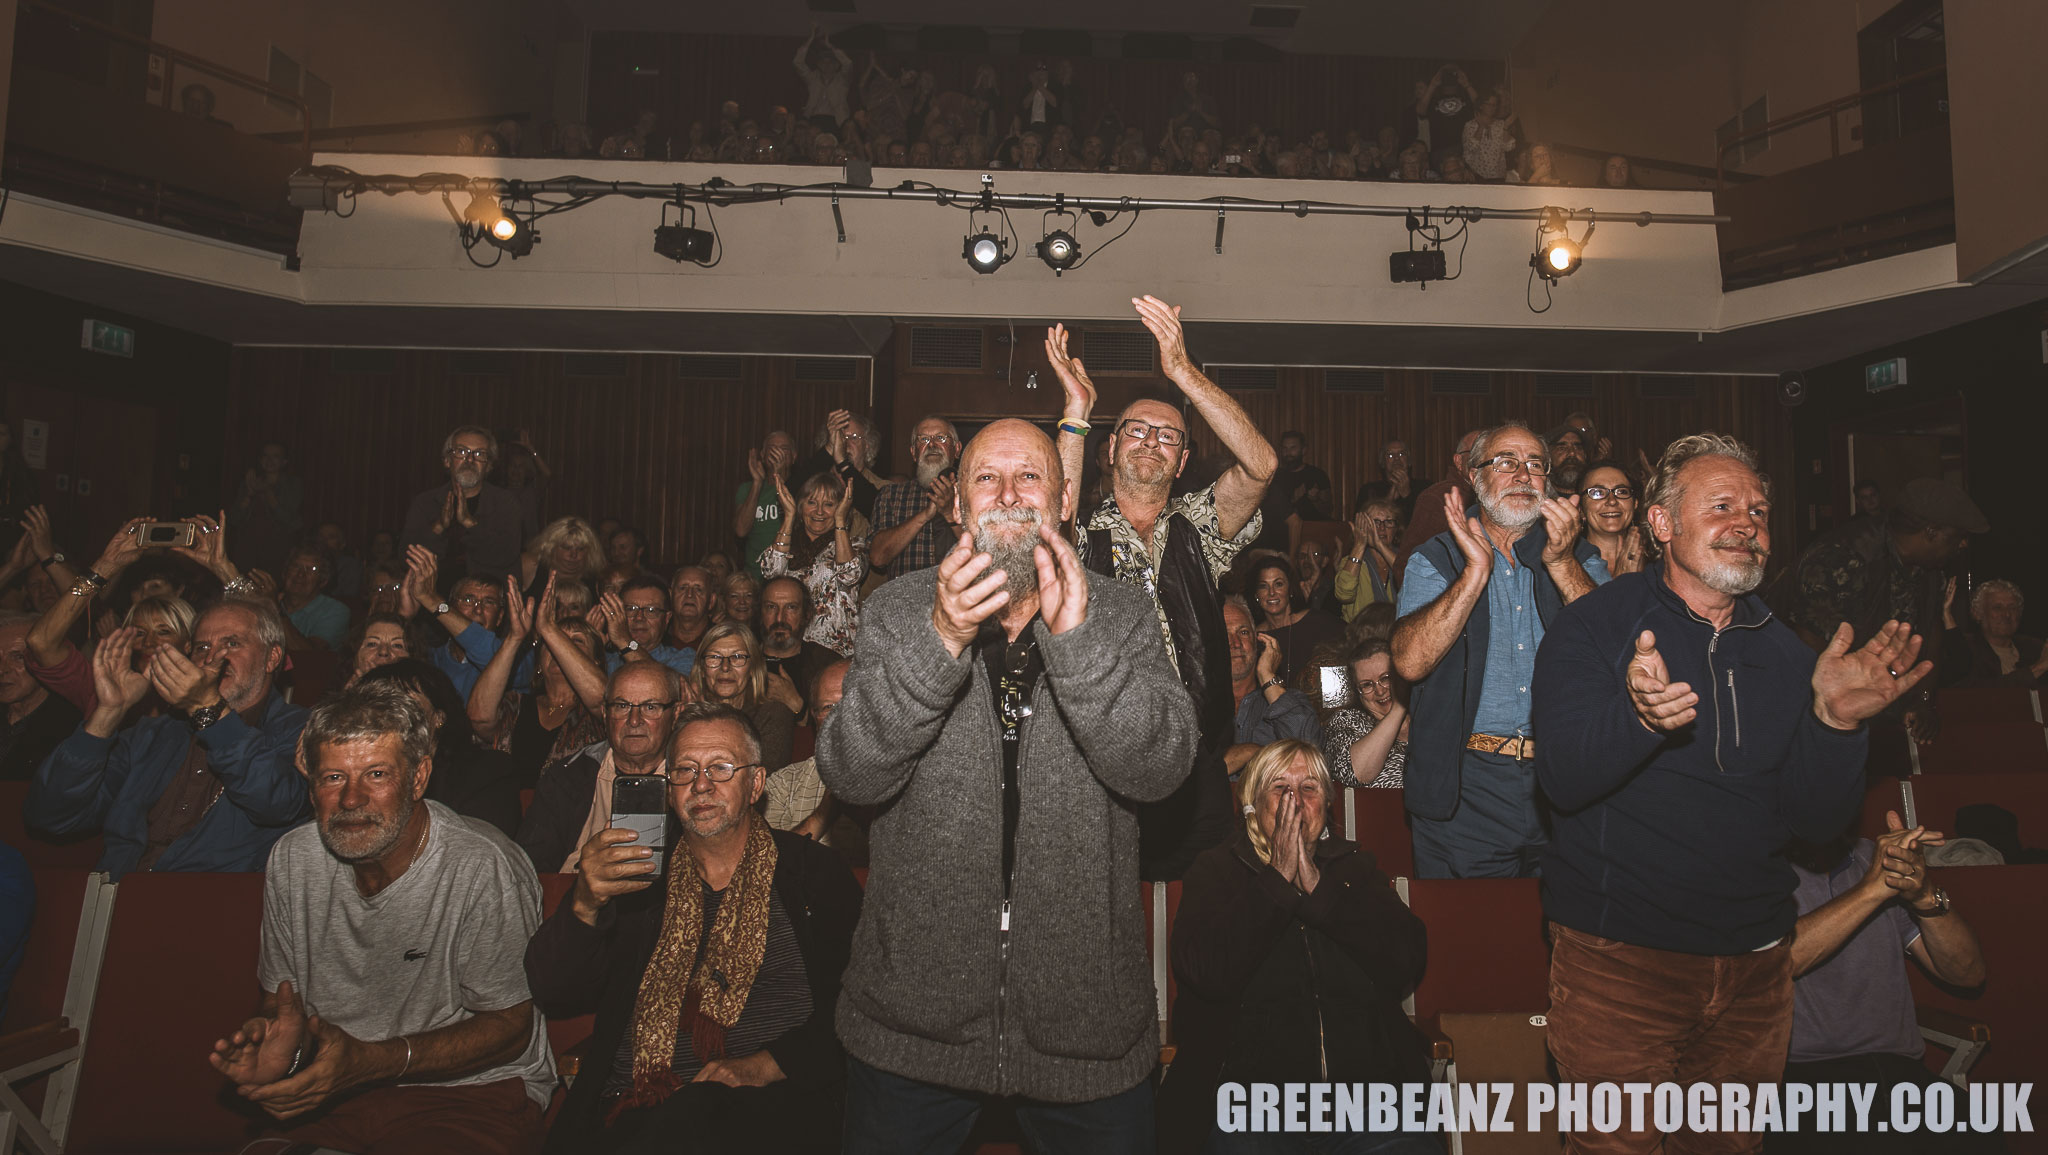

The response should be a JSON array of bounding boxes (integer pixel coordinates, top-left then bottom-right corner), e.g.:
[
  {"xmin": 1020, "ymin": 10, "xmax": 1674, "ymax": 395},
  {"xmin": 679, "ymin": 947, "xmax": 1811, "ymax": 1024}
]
[{"xmin": 736, "ymin": 480, "xmax": 784, "ymax": 577}]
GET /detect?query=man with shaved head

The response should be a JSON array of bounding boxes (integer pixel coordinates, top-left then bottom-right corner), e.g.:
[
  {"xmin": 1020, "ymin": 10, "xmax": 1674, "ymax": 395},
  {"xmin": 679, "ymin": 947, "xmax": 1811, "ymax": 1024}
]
[
  {"xmin": 1045, "ymin": 295, "xmax": 1277, "ymax": 880},
  {"xmin": 820, "ymin": 417, "xmax": 1196, "ymax": 1152}
]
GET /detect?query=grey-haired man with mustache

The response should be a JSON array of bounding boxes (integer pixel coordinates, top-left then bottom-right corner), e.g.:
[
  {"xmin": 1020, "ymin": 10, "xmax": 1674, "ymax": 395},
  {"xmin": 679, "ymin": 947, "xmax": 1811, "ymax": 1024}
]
[
  {"xmin": 1392, "ymin": 421, "xmax": 1608, "ymax": 878},
  {"xmin": 820, "ymin": 418, "xmax": 1195, "ymax": 1152},
  {"xmin": 1044, "ymin": 295, "xmax": 1278, "ymax": 880},
  {"xmin": 1532, "ymin": 435, "xmax": 1930, "ymax": 1151}
]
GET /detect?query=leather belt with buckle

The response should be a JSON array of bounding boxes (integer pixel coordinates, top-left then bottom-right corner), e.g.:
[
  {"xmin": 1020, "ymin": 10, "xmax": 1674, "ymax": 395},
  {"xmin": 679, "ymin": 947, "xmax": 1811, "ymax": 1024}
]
[{"xmin": 1467, "ymin": 733, "xmax": 1535, "ymax": 759}]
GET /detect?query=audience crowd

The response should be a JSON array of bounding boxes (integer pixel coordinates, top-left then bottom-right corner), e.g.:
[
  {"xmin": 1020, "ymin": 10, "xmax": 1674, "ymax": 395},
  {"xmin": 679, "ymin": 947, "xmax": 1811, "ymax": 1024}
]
[
  {"xmin": 452, "ymin": 33, "xmax": 1652, "ymax": 191},
  {"xmin": 0, "ymin": 292, "xmax": 2018, "ymax": 1153}
]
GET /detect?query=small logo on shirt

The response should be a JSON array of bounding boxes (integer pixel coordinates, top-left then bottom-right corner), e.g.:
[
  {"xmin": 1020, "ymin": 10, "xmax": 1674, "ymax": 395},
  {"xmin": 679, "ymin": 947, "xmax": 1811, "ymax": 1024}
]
[{"xmin": 403, "ymin": 948, "xmax": 428, "ymax": 962}]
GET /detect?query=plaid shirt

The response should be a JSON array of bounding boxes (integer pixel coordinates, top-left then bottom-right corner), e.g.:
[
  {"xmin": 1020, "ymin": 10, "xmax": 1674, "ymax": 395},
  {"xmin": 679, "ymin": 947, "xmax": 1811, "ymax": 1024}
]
[{"xmin": 872, "ymin": 479, "xmax": 950, "ymax": 576}]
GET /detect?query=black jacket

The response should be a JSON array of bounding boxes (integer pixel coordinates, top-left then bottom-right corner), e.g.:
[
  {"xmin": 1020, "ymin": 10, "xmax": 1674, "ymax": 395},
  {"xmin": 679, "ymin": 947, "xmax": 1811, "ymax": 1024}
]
[
  {"xmin": 523, "ymin": 827, "xmax": 861, "ymax": 1153},
  {"xmin": 1158, "ymin": 831, "xmax": 1430, "ymax": 1154},
  {"xmin": 515, "ymin": 744, "xmax": 606, "ymax": 874}
]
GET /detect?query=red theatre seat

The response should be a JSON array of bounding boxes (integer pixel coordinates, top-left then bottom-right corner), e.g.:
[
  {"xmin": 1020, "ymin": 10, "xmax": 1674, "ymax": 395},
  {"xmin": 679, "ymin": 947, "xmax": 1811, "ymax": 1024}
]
[
  {"xmin": 0, "ymin": 782, "xmax": 104, "ymax": 870},
  {"xmin": 1343, "ymin": 788, "xmax": 1415, "ymax": 878},
  {"xmin": 66, "ymin": 872, "xmax": 269, "ymax": 1154},
  {"xmin": 1908, "ymin": 865, "xmax": 2048, "ymax": 1090},
  {"xmin": 1936, "ymin": 687, "xmax": 2040, "ymax": 728},
  {"xmin": 536, "ymin": 873, "xmax": 596, "ymax": 1075},
  {"xmin": 0, "ymin": 869, "xmax": 93, "ymax": 1039},
  {"xmin": 1405, "ymin": 878, "xmax": 1550, "ymax": 1024},
  {"xmin": 1906, "ymin": 773, "xmax": 2048, "ymax": 849},
  {"xmin": 1913, "ymin": 720, "xmax": 2048, "ymax": 776},
  {"xmin": 789, "ymin": 724, "xmax": 816, "ymax": 765}
]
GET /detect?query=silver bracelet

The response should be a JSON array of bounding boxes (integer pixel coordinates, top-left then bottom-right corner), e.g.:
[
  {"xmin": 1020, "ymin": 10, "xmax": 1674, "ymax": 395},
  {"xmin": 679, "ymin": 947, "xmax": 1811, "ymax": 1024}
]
[
  {"xmin": 222, "ymin": 576, "xmax": 257, "ymax": 595},
  {"xmin": 398, "ymin": 1034, "xmax": 412, "ymax": 1079}
]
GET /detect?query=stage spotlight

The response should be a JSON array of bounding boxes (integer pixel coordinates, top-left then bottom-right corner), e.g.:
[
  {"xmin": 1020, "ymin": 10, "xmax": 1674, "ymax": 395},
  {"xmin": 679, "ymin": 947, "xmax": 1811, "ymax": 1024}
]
[
  {"xmin": 963, "ymin": 229, "xmax": 1010, "ymax": 274},
  {"xmin": 1535, "ymin": 235, "xmax": 1582, "ymax": 278},
  {"xmin": 464, "ymin": 192, "xmax": 535, "ymax": 258},
  {"xmin": 1037, "ymin": 229, "xmax": 1080, "ymax": 274},
  {"xmin": 653, "ymin": 201, "xmax": 715, "ymax": 263}
]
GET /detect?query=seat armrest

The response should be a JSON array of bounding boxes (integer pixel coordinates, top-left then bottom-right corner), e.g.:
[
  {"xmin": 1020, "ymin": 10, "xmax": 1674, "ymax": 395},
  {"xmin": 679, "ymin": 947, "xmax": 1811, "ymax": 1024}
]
[
  {"xmin": 555, "ymin": 1035, "xmax": 590, "ymax": 1079},
  {"xmin": 1916, "ymin": 1005, "xmax": 1989, "ymax": 1044},
  {"xmin": 1417, "ymin": 1015, "xmax": 1453, "ymax": 1062}
]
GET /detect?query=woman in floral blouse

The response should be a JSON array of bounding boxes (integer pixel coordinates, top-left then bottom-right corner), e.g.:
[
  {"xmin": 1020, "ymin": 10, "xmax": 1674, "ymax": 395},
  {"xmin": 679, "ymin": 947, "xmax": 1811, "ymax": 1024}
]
[
  {"xmin": 1319, "ymin": 637, "xmax": 1409, "ymax": 789},
  {"xmin": 759, "ymin": 470, "xmax": 869, "ymax": 656}
]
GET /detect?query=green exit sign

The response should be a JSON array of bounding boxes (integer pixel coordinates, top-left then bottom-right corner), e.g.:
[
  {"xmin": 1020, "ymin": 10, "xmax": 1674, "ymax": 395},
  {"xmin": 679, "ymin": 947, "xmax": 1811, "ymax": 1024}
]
[
  {"xmin": 81, "ymin": 319, "xmax": 135, "ymax": 358},
  {"xmin": 1864, "ymin": 356, "xmax": 1908, "ymax": 392}
]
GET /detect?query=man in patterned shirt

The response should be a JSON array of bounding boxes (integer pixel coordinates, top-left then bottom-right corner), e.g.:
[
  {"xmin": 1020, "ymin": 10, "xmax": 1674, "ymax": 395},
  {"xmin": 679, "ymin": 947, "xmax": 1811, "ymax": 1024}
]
[
  {"xmin": 869, "ymin": 415, "xmax": 962, "ymax": 578},
  {"xmin": 1046, "ymin": 294, "xmax": 1276, "ymax": 880}
]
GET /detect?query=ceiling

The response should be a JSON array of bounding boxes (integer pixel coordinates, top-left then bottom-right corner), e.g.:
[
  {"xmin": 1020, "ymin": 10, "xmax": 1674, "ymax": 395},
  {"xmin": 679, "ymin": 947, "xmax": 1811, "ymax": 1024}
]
[
  {"xmin": 6, "ymin": 241, "xmax": 2045, "ymax": 376},
  {"xmin": 560, "ymin": 0, "xmax": 1554, "ymax": 62}
]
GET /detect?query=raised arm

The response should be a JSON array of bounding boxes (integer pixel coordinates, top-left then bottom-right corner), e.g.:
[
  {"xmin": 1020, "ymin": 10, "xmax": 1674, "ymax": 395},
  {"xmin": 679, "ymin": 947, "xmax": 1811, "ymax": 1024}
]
[
  {"xmin": 1045, "ymin": 323, "xmax": 1096, "ymax": 516},
  {"xmin": 531, "ymin": 574, "xmax": 607, "ymax": 714},
  {"xmin": 1132, "ymin": 295, "xmax": 1275, "ymax": 538},
  {"xmin": 467, "ymin": 577, "xmax": 531, "ymax": 742},
  {"xmin": 29, "ymin": 513, "xmax": 148, "ymax": 667},
  {"xmin": 1389, "ymin": 494, "xmax": 1491, "ymax": 683}
]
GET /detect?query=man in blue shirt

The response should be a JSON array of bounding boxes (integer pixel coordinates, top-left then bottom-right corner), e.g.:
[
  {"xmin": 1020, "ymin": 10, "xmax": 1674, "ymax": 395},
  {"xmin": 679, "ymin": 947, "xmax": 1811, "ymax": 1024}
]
[
  {"xmin": 30, "ymin": 599, "xmax": 308, "ymax": 877},
  {"xmin": 597, "ymin": 577, "xmax": 695, "ymax": 677},
  {"xmin": 1392, "ymin": 422, "xmax": 1607, "ymax": 878},
  {"xmin": 1221, "ymin": 597, "xmax": 1320, "ymax": 774}
]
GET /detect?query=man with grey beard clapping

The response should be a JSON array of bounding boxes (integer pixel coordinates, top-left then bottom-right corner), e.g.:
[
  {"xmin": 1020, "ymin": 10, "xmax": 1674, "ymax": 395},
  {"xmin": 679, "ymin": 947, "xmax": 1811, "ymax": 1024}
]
[
  {"xmin": 400, "ymin": 425, "xmax": 535, "ymax": 585},
  {"xmin": 1391, "ymin": 421, "xmax": 1608, "ymax": 878}
]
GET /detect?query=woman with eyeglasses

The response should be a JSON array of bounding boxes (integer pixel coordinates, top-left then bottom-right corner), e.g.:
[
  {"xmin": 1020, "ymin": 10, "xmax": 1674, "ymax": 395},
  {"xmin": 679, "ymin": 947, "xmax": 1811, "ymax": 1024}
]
[
  {"xmin": 1319, "ymin": 638, "xmax": 1409, "ymax": 789},
  {"xmin": 687, "ymin": 621, "xmax": 796, "ymax": 772},
  {"xmin": 1334, "ymin": 499, "xmax": 1402, "ymax": 622},
  {"xmin": 1579, "ymin": 461, "xmax": 1648, "ymax": 578},
  {"xmin": 760, "ymin": 472, "xmax": 870, "ymax": 658}
]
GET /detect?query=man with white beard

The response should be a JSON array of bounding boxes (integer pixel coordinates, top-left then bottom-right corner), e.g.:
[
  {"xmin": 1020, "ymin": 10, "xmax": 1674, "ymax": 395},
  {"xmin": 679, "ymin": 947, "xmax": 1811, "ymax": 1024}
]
[
  {"xmin": 869, "ymin": 414, "xmax": 963, "ymax": 577},
  {"xmin": 400, "ymin": 425, "xmax": 536, "ymax": 584},
  {"xmin": 819, "ymin": 419, "xmax": 1194, "ymax": 1151},
  {"xmin": 1531, "ymin": 435, "xmax": 1931, "ymax": 1153},
  {"xmin": 1045, "ymin": 295, "xmax": 1277, "ymax": 880},
  {"xmin": 1392, "ymin": 421, "xmax": 1607, "ymax": 878}
]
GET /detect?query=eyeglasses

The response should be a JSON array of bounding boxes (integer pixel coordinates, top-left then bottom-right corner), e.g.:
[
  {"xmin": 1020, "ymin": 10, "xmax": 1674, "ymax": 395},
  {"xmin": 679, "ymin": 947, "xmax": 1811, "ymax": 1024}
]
[
  {"xmin": 1478, "ymin": 455, "xmax": 1550, "ymax": 476},
  {"xmin": 604, "ymin": 699, "xmax": 676, "ymax": 717},
  {"xmin": 372, "ymin": 583, "xmax": 402, "ymax": 594},
  {"xmin": 621, "ymin": 604, "xmax": 669, "ymax": 618},
  {"xmin": 672, "ymin": 762, "xmax": 762, "ymax": 783},
  {"xmin": 1369, "ymin": 517, "xmax": 1397, "ymax": 529},
  {"xmin": 1118, "ymin": 419, "xmax": 1186, "ymax": 447},
  {"xmin": 914, "ymin": 435, "xmax": 956, "ymax": 449},
  {"xmin": 700, "ymin": 653, "xmax": 750, "ymax": 669},
  {"xmin": 1356, "ymin": 673, "xmax": 1394, "ymax": 694},
  {"xmin": 1582, "ymin": 485, "xmax": 1635, "ymax": 501},
  {"xmin": 446, "ymin": 447, "xmax": 490, "ymax": 463},
  {"xmin": 455, "ymin": 593, "xmax": 504, "ymax": 610}
]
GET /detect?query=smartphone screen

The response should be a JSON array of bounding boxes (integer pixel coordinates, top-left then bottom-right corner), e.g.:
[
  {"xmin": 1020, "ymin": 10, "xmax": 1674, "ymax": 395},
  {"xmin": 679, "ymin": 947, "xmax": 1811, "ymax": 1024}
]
[
  {"xmin": 609, "ymin": 774, "xmax": 669, "ymax": 876},
  {"xmin": 1316, "ymin": 665, "xmax": 1351, "ymax": 710}
]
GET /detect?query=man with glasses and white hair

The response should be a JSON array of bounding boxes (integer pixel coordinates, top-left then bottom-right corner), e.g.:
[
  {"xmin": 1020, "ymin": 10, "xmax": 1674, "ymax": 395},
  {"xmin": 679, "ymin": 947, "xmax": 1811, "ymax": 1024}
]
[
  {"xmin": 516, "ymin": 661, "xmax": 681, "ymax": 873},
  {"xmin": 212, "ymin": 681, "xmax": 553, "ymax": 1152},
  {"xmin": 30, "ymin": 598, "xmax": 308, "ymax": 877},
  {"xmin": 1044, "ymin": 294, "xmax": 1277, "ymax": 880},
  {"xmin": 401, "ymin": 424, "xmax": 537, "ymax": 583},
  {"xmin": 1391, "ymin": 420, "xmax": 1606, "ymax": 879},
  {"xmin": 1532, "ymin": 434, "xmax": 1929, "ymax": 1149},
  {"xmin": 869, "ymin": 414, "xmax": 963, "ymax": 577}
]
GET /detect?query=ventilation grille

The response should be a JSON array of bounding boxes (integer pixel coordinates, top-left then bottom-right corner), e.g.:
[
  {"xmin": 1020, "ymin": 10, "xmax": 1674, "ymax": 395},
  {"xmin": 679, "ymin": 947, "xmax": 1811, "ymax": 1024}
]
[
  {"xmin": 1639, "ymin": 375, "xmax": 1700, "ymax": 398},
  {"xmin": 793, "ymin": 358, "xmax": 860, "ymax": 383},
  {"xmin": 328, "ymin": 348, "xmax": 395, "ymax": 374},
  {"xmin": 1080, "ymin": 330, "xmax": 1154, "ymax": 374},
  {"xmin": 562, "ymin": 352, "xmax": 628, "ymax": 378},
  {"xmin": 908, "ymin": 326, "xmax": 985, "ymax": 370},
  {"xmin": 1429, "ymin": 369, "xmax": 1494, "ymax": 396},
  {"xmin": 1534, "ymin": 372, "xmax": 1597, "ymax": 397},
  {"xmin": 448, "ymin": 350, "xmax": 517, "ymax": 376},
  {"xmin": 675, "ymin": 355, "xmax": 744, "ymax": 380},
  {"xmin": 1323, "ymin": 367, "xmax": 1387, "ymax": 393},
  {"xmin": 1211, "ymin": 364, "xmax": 1278, "ymax": 391},
  {"xmin": 1249, "ymin": 5, "xmax": 1303, "ymax": 27}
]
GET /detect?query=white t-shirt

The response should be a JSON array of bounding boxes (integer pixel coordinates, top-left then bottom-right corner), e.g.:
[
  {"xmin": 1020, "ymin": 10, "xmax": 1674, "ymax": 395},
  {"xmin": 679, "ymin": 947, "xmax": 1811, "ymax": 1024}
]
[{"xmin": 259, "ymin": 800, "xmax": 557, "ymax": 1107}]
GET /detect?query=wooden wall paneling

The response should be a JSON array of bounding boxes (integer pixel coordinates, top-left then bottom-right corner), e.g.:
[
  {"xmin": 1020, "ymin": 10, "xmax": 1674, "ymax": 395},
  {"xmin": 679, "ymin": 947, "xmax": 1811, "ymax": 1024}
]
[{"xmin": 224, "ymin": 350, "xmax": 869, "ymax": 572}]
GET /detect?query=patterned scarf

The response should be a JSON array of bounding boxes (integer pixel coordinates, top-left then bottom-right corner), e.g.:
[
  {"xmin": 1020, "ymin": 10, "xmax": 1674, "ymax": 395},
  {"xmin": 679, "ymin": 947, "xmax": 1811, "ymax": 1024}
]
[{"xmin": 610, "ymin": 817, "xmax": 778, "ymax": 1119}]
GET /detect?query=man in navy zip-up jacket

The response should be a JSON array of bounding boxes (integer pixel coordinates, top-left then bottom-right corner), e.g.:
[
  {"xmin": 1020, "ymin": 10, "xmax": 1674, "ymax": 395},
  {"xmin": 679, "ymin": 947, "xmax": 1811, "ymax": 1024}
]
[{"xmin": 1531, "ymin": 435, "xmax": 1930, "ymax": 1154}]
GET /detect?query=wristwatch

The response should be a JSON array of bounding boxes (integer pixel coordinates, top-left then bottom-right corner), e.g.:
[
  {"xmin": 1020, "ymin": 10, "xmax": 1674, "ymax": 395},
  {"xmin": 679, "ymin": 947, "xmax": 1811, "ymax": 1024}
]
[
  {"xmin": 188, "ymin": 701, "xmax": 228, "ymax": 730},
  {"xmin": 623, "ymin": 639, "xmax": 641, "ymax": 653},
  {"xmin": 435, "ymin": 601, "xmax": 451, "ymax": 616},
  {"xmin": 38, "ymin": 552, "xmax": 64, "ymax": 569},
  {"xmin": 1914, "ymin": 885, "xmax": 1951, "ymax": 918},
  {"xmin": 1259, "ymin": 678, "xmax": 1285, "ymax": 692}
]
